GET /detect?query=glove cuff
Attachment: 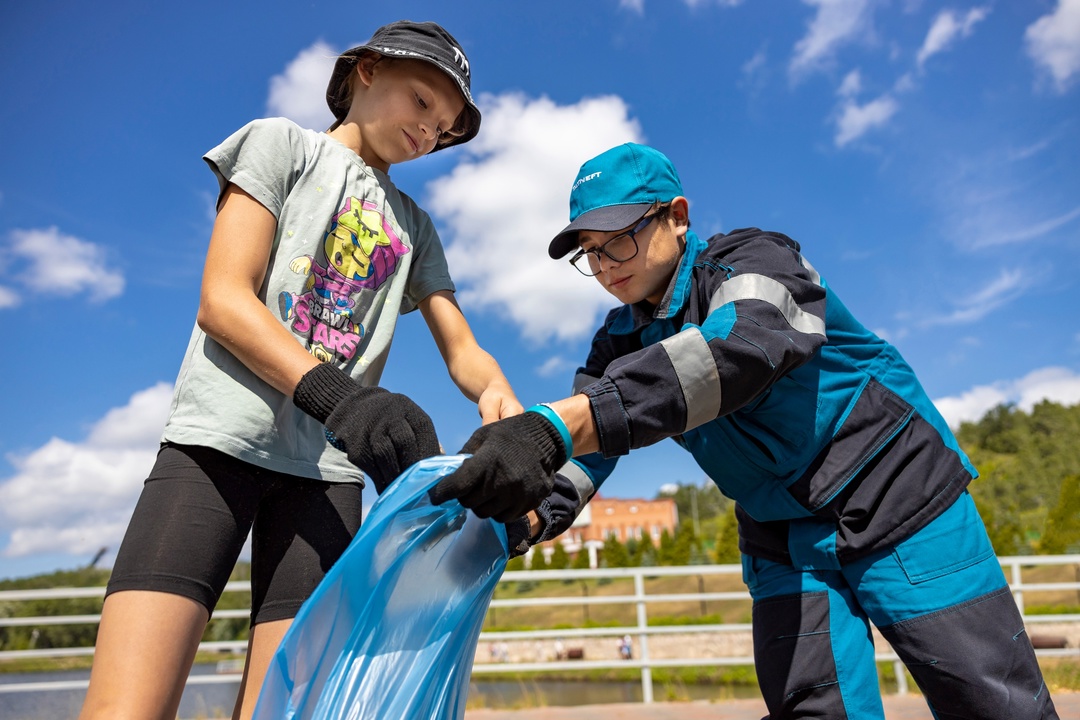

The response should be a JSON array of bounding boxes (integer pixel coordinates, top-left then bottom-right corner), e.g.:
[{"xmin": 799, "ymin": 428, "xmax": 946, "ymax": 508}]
[
  {"xmin": 293, "ymin": 363, "xmax": 359, "ymax": 423},
  {"xmin": 520, "ymin": 409, "xmax": 569, "ymax": 471},
  {"xmin": 526, "ymin": 404, "xmax": 573, "ymax": 460}
]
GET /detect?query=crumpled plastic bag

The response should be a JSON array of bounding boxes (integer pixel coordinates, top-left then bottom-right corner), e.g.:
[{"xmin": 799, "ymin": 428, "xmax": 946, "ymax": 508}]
[{"xmin": 252, "ymin": 455, "xmax": 509, "ymax": 720}]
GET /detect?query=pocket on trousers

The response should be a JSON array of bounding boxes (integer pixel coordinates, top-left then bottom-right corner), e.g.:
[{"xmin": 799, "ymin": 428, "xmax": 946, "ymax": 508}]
[{"xmin": 893, "ymin": 494, "xmax": 994, "ymax": 585}]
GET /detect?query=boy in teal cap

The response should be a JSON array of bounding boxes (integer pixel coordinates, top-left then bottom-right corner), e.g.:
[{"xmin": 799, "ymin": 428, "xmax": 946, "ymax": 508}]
[{"xmin": 432, "ymin": 143, "xmax": 1058, "ymax": 718}]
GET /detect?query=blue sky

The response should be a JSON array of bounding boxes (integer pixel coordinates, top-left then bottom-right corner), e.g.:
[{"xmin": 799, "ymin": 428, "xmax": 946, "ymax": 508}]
[{"xmin": 1, "ymin": 0, "xmax": 1078, "ymax": 580}]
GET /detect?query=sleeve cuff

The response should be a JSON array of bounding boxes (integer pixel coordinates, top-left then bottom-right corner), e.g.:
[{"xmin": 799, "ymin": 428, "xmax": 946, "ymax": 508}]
[{"xmin": 581, "ymin": 377, "xmax": 632, "ymax": 458}]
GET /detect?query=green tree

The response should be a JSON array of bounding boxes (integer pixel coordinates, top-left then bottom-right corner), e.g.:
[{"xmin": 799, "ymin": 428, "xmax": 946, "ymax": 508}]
[
  {"xmin": 602, "ymin": 535, "xmax": 630, "ymax": 568},
  {"xmin": 958, "ymin": 401, "xmax": 1080, "ymax": 554},
  {"xmin": 530, "ymin": 547, "xmax": 549, "ymax": 571},
  {"xmin": 657, "ymin": 529, "xmax": 675, "ymax": 565},
  {"xmin": 1040, "ymin": 475, "xmax": 1080, "ymax": 554},
  {"xmin": 549, "ymin": 542, "xmax": 571, "ymax": 570},
  {"xmin": 713, "ymin": 504, "xmax": 741, "ymax": 564},
  {"xmin": 571, "ymin": 547, "xmax": 592, "ymax": 569},
  {"xmin": 0, "ymin": 567, "xmax": 110, "ymax": 652},
  {"xmin": 669, "ymin": 522, "xmax": 697, "ymax": 566},
  {"xmin": 634, "ymin": 532, "xmax": 659, "ymax": 567},
  {"xmin": 658, "ymin": 481, "xmax": 727, "ymax": 526}
]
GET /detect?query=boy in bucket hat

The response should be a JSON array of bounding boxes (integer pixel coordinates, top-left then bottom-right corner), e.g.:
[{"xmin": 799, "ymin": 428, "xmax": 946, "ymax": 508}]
[
  {"xmin": 432, "ymin": 143, "xmax": 1059, "ymax": 719},
  {"xmin": 325, "ymin": 20, "xmax": 481, "ymax": 149},
  {"xmin": 80, "ymin": 21, "xmax": 521, "ymax": 720}
]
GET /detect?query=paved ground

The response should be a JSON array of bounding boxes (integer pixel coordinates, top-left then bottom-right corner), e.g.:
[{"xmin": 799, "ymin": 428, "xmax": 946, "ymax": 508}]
[{"xmin": 465, "ymin": 692, "xmax": 1080, "ymax": 719}]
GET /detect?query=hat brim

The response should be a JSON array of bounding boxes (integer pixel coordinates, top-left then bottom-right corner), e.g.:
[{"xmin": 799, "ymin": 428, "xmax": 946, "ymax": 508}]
[
  {"xmin": 548, "ymin": 203, "xmax": 652, "ymax": 259},
  {"xmin": 326, "ymin": 48, "xmax": 481, "ymax": 152}
]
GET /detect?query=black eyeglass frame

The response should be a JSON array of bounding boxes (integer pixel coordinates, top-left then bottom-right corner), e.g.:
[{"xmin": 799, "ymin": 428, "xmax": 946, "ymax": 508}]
[{"xmin": 569, "ymin": 213, "xmax": 658, "ymax": 277}]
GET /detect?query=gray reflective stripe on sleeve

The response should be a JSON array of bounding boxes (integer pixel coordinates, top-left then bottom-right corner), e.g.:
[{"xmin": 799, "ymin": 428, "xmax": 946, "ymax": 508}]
[
  {"xmin": 559, "ymin": 461, "xmax": 595, "ymax": 512},
  {"xmin": 659, "ymin": 328, "xmax": 722, "ymax": 432},
  {"xmin": 572, "ymin": 372, "xmax": 601, "ymax": 395},
  {"xmin": 707, "ymin": 273, "xmax": 826, "ymax": 337},
  {"xmin": 800, "ymin": 255, "xmax": 822, "ymax": 286}
]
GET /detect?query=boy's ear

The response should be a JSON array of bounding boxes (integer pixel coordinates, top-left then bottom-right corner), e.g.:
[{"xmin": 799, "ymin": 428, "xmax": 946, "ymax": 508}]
[
  {"xmin": 355, "ymin": 53, "xmax": 379, "ymax": 88},
  {"xmin": 670, "ymin": 196, "xmax": 690, "ymax": 232}
]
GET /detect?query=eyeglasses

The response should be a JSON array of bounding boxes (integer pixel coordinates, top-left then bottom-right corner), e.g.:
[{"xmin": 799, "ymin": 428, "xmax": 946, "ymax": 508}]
[{"xmin": 569, "ymin": 214, "xmax": 657, "ymax": 277}]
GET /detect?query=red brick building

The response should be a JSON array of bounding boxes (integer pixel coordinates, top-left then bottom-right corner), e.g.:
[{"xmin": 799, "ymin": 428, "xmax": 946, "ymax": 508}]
[{"xmin": 534, "ymin": 494, "xmax": 679, "ymax": 567}]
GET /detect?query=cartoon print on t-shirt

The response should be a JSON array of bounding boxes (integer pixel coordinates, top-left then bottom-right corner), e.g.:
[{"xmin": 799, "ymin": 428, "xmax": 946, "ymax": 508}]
[{"xmin": 278, "ymin": 197, "xmax": 409, "ymax": 362}]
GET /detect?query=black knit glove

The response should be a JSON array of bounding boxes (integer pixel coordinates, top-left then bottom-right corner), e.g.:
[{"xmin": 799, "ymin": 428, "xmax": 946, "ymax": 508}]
[
  {"xmin": 293, "ymin": 363, "xmax": 440, "ymax": 494},
  {"xmin": 428, "ymin": 411, "xmax": 568, "ymax": 522},
  {"xmin": 504, "ymin": 517, "xmax": 533, "ymax": 559}
]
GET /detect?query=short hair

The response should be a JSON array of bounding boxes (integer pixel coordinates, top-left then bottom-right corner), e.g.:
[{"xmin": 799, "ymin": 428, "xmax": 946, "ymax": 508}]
[{"xmin": 328, "ymin": 53, "xmax": 472, "ymax": 146}]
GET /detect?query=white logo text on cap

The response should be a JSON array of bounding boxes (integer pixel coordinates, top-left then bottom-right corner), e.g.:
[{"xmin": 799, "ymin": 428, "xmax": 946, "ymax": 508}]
[
  {"xmin": 452, "ymin": 47, "xmax": 470, "ymax": 76},
  {"xmin": 572, "ymin": 172, "xmax": 602, "ymax": 192}
]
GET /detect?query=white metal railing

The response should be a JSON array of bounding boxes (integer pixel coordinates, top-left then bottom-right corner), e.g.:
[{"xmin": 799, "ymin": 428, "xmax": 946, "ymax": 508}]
[{"xmin": 1, "ymin": 555, "xmax": 1078, "ymax": 702}]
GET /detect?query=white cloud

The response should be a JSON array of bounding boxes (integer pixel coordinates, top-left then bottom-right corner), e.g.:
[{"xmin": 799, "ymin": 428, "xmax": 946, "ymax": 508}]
[
  {"xmin": 0, "ymin": 383, "xmax": 172, "ymax": 558},
  {"xmin": 0, "ymin": 285, "xmax": 17, "ymax": 308},
  {"xmin": 834, "ymin": 94, "xmax": 898, "ymax": 146},
  {"xmin": 974, "ymin": 204, "xmax": 1080, "ymax": 247},
  {"xmin": 426, "ymin": 93, "xmax": 642, "ymax": 343},
  {"xmin": 941, "ymin": 169, "xmax": 1080, "ymax": 250},
  {"xmin": 790, "ymin": 0, "xmax": 874, "ymax": 79},
  {"xmin": 916, "ymin": 6, "xmax": 990, "ymax": 70},
  {"xmin": 928, "ymin": 138, "xmax": 1080, "ymax": 251},
  {"xmin": 921, "ymin": 267, "xmax": 1030, "ymax": 327},
  {"xmin": 1025, "ymin": 0, "xmax": 1080, "ymax": 92},
  {"xmin": 739, "ymin": 48, "xmax": 770, "ymax": 94},
  {"xmin": 267, "ymin": 41, "xmax": 338, "ymax": 130},
  {"xmin": 537, "ymin": 355, "xmax": 578, "ymax": 380},
  {"xmin": 1007, "ymin": 138, "xmax": 1052, "ymax": 162},
  {"xmin": 934, "ymin": 366, "xmax": 1080, "ymax": 429},
  {"xmin": 742, "ymin": 48, "xmax": 768, "ymax": 77},
  {"xmin": 620, "ymin": 0, "xmax": 742, "ymax": 10},
  {"xmin": 838, "ymin": 68, "xmax": 862, "ymax": 97},
  {"xmin": 2, "ymin": 227, "xmax": 124, "ymax": 307},
  {"xmin": 893, "ymin": 72, "xmax": 917, "ymax": 93}
]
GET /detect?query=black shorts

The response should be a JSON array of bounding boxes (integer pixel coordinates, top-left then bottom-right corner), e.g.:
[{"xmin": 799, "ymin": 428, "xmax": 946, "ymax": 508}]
[{"xmin": 106, "ymin": 442, "xmax": 363, "ymax": 625}]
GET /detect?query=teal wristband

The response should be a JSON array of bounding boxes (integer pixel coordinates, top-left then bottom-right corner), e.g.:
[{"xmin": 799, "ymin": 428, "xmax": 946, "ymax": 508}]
[{"xmin": 526, "ymin": 403, "xmax": 574, "ymax": 460}]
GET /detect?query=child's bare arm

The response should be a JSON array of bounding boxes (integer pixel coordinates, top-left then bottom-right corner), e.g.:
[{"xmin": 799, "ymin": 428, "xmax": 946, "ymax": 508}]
[
  {"xmin": 196, "ymin": 184, "xmax": 320, "ymax": 396},
  {"xmin": 419, "ymin": 290, "xmax": 523, "ymax": 423}
]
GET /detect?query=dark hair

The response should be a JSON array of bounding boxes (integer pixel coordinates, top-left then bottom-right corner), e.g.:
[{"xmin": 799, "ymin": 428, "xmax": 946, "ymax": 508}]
[
  {"xmin": 328, "ymin": 53, "xmax": 472, "ymax": 145},
  {"xmin": 652, "ymin": 201, "xmax": 692, "ymax": 229}
]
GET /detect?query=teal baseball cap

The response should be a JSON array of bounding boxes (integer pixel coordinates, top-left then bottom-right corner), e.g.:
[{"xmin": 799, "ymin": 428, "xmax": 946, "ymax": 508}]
[{"xmin": 548, "ymin": 143, "xmax": 684, "ymax": 259}]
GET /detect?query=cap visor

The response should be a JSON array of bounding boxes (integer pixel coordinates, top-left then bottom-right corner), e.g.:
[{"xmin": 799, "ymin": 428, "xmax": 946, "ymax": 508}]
[{"xmin": 547, "ymin": 203, "xmax": 652, "ymax": 259}]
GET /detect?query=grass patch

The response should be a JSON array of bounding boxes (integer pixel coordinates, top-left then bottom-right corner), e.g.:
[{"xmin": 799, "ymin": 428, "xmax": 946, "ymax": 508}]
[
  {"xmin": 469, "ymin": 664, "xmax": 760, "ymax": 687},
  {"xmin": 1043, "ymin": 658, "xmax": 1080, "ymax": 693},
  {"xmin": 0, "ymin": 655, "xmax": 94, "ymax": 673}
]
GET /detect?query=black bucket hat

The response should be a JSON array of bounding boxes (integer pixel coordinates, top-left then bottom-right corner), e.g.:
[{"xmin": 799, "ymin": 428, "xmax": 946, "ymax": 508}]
[{"xmin": 326, "ymin": 20, "xmax": 481, "ymax": 152}]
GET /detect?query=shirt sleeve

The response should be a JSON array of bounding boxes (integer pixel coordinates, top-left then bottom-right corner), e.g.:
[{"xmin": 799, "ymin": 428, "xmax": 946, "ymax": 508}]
[
  {"xmin": 387, "ymin": 190, "xmax": 455, "ymax": 314},
  {"xmin": 583, "ymin": 231, "xmax": 828, "ymax": 458},
  {"xmin": 202, "ymin": 118, "xmax": 308, "ymax": 218}
]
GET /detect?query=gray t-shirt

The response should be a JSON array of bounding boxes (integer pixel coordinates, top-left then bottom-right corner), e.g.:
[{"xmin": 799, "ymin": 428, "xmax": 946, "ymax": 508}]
[{"xmin": 162, "ymin": 118, "xmax": 455, "ymax": 483}]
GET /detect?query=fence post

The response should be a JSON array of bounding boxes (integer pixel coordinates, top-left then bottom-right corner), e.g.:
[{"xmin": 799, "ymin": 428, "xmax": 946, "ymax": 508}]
[
  {"xmin": 634, "ymin": 571, "xmax": 653, "ymax": 703},
  {"xmin": 892, "ymin": 660, "xmax": 908, "ymax": 695},
  {"xmin": 1008, "ymin": 558, "xmax": 1025, "ymax": 615}
]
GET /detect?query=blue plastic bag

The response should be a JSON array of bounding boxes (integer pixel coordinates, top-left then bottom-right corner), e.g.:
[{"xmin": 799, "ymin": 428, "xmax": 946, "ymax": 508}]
[{"xmin": 252, "ymin": 455, "xmax": 509, "ymax": 720}]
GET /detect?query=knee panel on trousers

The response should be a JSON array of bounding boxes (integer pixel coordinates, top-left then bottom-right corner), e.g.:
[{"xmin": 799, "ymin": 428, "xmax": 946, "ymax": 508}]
[
  {"xmin": 752, "ymin": 591, "xmax": 850, "ymax": 719},
  {"xmin": 879, "ymin": 587, "xmax": 1058, "ymax": 720}
]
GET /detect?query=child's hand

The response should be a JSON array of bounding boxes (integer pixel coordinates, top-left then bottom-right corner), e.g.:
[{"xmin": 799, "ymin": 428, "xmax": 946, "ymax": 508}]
[
  {"xmin": 429, "ymin": 412, "xmax": 567, "ymax": 522},
  {"xmin": 477, "ymin": 383, "xmax": 523, "ymax": 425},
  {"xmin": 293, "ymin": 363, "xmax": 441, "ymax": 493}
]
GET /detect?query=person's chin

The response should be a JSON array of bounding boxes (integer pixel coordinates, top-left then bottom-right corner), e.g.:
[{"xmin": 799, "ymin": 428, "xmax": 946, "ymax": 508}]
[{"xmin": 606, "ymin": 286, "xmax": 640, "ymax": 305}]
